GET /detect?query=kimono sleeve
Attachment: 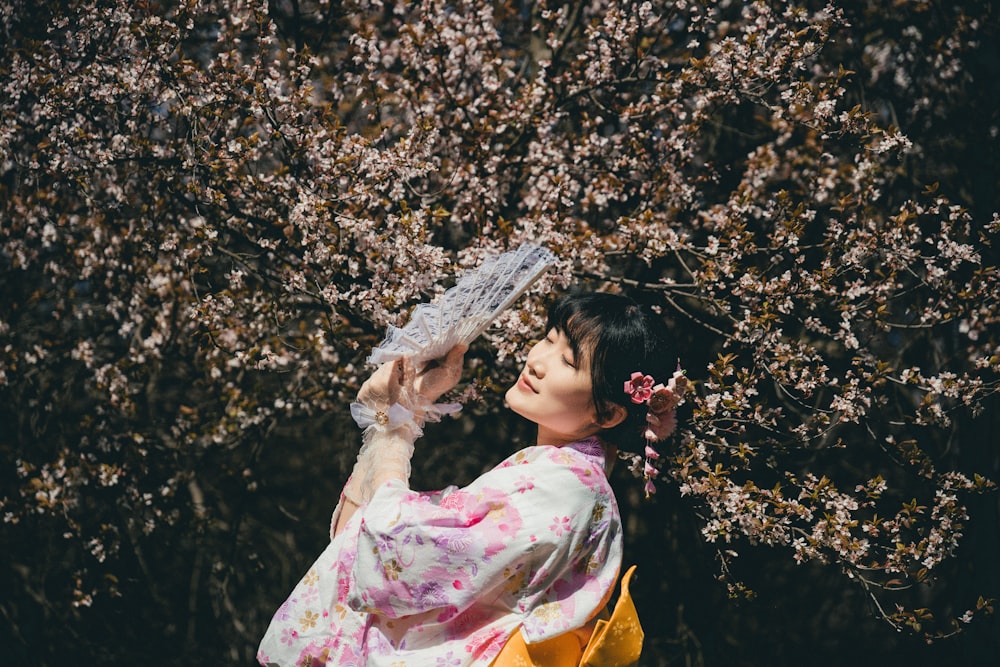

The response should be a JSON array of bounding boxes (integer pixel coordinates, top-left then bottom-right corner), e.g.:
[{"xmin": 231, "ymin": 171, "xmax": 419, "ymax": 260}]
[{"xmin": 346, "ymin": 447, "xmax": 622, "ymax": 639}]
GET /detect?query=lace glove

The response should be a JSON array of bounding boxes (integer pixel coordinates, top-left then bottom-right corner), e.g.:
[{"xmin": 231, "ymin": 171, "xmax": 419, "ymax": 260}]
[{"xmin": 342, "ymin": 346, "xmax": 466, "ymax": 507}]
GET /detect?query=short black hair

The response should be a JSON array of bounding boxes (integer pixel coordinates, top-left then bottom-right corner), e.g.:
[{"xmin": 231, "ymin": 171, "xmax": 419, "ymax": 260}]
[{"xmin": 546, "ymin": 292, "xmax": 674, "ymax": 451}]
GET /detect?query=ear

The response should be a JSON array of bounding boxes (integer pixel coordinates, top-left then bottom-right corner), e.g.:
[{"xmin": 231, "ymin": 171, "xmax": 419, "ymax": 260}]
[{"xmin": 596, "ymin": 403, "xmax": 628, "ymax": 430}]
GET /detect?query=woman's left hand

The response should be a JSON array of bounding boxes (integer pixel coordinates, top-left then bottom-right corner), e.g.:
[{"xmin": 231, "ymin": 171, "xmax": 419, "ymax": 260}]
[
  {"xmin": 356, "ymin": 345, "xmax": 467, "ymax": 409},
  {"xmin": 407, "ymin": 344, "xmax": 467, "ymax": 404}
]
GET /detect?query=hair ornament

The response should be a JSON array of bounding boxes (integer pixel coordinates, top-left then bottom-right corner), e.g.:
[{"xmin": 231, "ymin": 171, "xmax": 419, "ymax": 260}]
[
  {"xmin": 624, "ymin": 372, "xmax": 655, "ymax": 404},
  {"xmin": 624, "ymin": 363, "xmax": 688, "ymax": 498}
]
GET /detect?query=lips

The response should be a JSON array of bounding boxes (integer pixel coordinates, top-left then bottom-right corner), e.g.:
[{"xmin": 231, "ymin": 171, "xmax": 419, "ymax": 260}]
[{"xmin": 518, "ymin": 374, "xmax": 538, "ymax": 393}]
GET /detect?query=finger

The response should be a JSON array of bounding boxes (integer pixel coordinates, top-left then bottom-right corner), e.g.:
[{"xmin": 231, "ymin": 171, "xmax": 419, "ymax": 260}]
[
  {"xmin": 372, "ymin": 361, "xmax": 395, "ymax": 384},
  {"xmin": 415, "ymin": 358, "xmax": 437, "ymax": 374},
  {"xmin": 443, "ymin": 344, "xmax": 467, "ymax": 367},
  {"xmin": 417, "ymin": 345, "xmax": 467, "ymax": 376},
  {"xmin": 443, "ymin": 345, "xmax": 466, "ymax": 379},
  {"xmin": 400, "ymin": 358, "xmax": 416, "ymax": 384}
]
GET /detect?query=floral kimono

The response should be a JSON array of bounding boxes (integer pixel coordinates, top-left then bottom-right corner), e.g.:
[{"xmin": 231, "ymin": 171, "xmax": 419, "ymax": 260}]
[{"xmin": 257, "ymin": 437, "xmax": 623, "ymax": 666}]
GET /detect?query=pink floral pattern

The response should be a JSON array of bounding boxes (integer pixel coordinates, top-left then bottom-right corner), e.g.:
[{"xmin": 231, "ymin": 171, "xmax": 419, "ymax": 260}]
[{"xmin": 257, "ymin": 438, "xmax": 621, "ymax": 666}]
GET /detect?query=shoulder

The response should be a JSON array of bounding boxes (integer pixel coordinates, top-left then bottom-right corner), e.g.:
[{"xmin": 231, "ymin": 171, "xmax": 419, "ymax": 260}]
[
  {"xmin": 497, "ymin": 442, "xmax": 606, "ymax": 471},
  {"xmin": 494, "ymin": 443, "xmax": 610, "ymax": 491},
  {"xmin": 468, "ymin": 446, "xmax": 617, "ymax": 532}
]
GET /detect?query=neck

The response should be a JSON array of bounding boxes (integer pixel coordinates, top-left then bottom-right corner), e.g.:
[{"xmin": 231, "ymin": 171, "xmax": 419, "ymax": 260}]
[{"xmin": 535, "ymin": 425, "xmax": 603, "ymax": 448}]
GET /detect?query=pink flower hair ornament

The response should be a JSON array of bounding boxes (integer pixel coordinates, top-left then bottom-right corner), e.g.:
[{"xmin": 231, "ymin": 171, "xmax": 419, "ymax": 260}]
[
  {"xmin": 624, "ymin": 372, "xmax": 655, "ymax": 404},
  {"xmin": 624, "ymin": 364, "xmax": 688, "ymax": 498}
]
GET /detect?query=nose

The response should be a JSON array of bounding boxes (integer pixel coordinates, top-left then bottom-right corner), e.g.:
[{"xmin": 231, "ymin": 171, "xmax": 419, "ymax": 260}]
[{"xmin": 526, "ymin": 341, "xmax": 546, "ymax": 378}]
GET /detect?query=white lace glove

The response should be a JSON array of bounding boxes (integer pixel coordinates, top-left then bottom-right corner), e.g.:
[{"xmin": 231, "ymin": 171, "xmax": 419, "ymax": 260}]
[{"xmin": 342, "ymin": 346, "xmax": 466, "ymax": 507}]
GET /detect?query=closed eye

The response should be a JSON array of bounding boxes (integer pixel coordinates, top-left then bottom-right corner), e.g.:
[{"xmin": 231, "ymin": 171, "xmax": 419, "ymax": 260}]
[{"xmin": 545, "ymin": 329, "xmax": 576, "ymax": 368}]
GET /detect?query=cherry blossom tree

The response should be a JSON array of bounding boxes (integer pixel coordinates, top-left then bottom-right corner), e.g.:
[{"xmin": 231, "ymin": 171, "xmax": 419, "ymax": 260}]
[{"xmin": 1, "ymin": 0, "xmax": 997, "ymax": 664}]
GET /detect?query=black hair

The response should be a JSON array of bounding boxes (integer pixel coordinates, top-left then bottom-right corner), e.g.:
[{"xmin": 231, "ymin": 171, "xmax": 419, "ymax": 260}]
[{"xmin": 546, "ymin": 291, "xmax": 674, "ymax": 451}]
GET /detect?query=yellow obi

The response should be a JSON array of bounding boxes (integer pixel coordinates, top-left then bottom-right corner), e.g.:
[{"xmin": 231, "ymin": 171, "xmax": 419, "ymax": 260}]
[{"xmin": 492, "ymin": 566, "xmax": 644, "ymax": 667}]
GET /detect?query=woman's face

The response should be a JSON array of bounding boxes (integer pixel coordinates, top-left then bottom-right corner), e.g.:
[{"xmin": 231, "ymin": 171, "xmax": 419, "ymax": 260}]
[{"xmin": 505, "ymin": 328, "xmax": 602, "ymax": 446}]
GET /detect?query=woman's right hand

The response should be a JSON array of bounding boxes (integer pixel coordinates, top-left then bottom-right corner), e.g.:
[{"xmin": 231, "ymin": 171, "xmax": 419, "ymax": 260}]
[{"xmin": 356, "ymin": 359, "xmax": 405, "ymax": 410}]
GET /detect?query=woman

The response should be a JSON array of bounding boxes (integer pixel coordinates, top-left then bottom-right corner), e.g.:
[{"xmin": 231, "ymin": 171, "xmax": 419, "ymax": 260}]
[{"xmin": 257, "ymin": 292, "xmax": 684, "ymax": 666}]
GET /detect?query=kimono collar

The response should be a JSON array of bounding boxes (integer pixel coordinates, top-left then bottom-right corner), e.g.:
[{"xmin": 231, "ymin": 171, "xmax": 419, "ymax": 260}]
[{"xmin": 564, "ymin": 436, "xmax": 606, "ymax": 464}]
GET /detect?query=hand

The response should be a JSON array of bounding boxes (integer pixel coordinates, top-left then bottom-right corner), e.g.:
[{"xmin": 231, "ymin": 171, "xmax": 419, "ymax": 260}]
[
  {"xmin": 356, "ymin": 344, "xmax": 467, "ymax": 409},
  {"xmin": 356, "ymin": 359, "xmax": 405, "ymax": 409},
  {"xmin": 405, "ymin": 344, "xmax": 467, "ymax": 405}
]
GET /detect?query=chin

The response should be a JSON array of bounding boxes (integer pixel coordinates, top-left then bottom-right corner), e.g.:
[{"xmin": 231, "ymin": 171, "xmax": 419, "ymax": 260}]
[
  {"xmin": 503, "ymin": 384, "xmax": 515, "ymax": 406},
  {"xmin": 504, "ymin": 385, "xmax": 530, "ymax": 419}
]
